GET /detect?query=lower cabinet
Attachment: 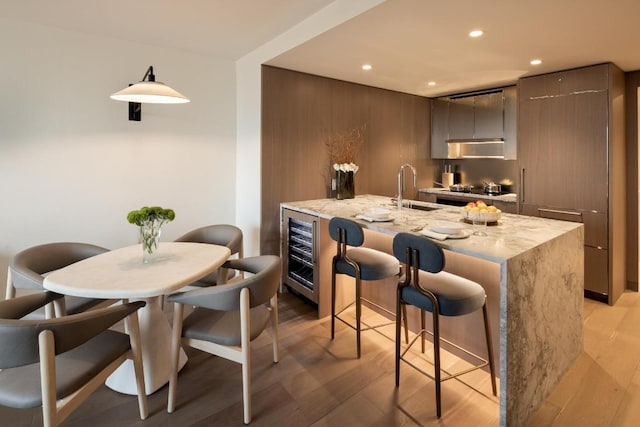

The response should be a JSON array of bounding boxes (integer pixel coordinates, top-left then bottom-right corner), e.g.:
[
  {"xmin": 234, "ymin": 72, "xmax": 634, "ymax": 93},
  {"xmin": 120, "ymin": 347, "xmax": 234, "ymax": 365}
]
[{"xmin": 585, "ymin": 246, "xmax": 609, "ymax": 296}]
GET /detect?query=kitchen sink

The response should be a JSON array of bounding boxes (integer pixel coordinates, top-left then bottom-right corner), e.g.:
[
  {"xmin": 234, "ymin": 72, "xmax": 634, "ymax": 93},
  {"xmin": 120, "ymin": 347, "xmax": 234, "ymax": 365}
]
[{"xmin": 388, "ymin": 199, "xmax": 442, "ymax": 212}]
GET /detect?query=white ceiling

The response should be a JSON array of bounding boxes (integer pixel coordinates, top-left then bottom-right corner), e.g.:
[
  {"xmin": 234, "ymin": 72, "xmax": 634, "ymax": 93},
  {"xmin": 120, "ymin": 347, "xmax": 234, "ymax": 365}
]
[
  {"xmin": 6, "ymin": 0, "xmax": 640, "ymax": 97},
  {"xmin": 3, "ymin": 0, "xmax": 334, "ymax": 59}
]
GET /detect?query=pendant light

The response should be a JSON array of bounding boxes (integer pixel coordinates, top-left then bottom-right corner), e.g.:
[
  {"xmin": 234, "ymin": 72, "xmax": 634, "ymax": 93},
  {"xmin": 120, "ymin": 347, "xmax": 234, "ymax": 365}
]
[{"xmin": 110, "ymin": 66, "xmax": 189, "ymax": 121}]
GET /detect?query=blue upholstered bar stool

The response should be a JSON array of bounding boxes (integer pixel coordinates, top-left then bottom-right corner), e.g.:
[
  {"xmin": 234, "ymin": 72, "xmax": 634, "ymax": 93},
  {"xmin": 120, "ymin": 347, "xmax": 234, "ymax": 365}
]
[
  {"xmin": 392, "ymin": 232, "xmax": 497, "ymax": 418},
  {"xmin": 329, "ymin": 217, "xmax": 400, "ymax": 358}
]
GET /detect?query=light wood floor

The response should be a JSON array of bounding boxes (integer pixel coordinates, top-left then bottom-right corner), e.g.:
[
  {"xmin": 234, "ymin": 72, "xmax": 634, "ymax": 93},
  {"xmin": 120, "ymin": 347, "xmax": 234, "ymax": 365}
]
[{"xmin": 2, "ymin": 289, "xmax": 640, "ymax": 426}]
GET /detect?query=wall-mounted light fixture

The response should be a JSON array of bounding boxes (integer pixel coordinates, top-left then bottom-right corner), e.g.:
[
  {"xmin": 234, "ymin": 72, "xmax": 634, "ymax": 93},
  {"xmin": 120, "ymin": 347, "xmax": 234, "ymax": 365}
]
[{"xmin": 110, "ymin": 66, "xmax": 190, "ymax": 121}]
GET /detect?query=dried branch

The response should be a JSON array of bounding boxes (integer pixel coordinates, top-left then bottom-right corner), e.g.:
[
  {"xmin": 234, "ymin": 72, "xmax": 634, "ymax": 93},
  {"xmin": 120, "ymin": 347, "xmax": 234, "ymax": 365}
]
[{"xmin": 325, "ymin": 124, "xmax": 366, "ymax": 165}]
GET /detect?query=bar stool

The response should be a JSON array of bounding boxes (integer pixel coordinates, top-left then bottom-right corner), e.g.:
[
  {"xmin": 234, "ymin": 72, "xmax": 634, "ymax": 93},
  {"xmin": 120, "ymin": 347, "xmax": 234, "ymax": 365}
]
[
  {"xmin": 392, "ymin": 232, "xmax": 497, "ymax": 418},
  {"xmin": 329, "ymin": 217, "xmax": 400, "ymax": 358}
]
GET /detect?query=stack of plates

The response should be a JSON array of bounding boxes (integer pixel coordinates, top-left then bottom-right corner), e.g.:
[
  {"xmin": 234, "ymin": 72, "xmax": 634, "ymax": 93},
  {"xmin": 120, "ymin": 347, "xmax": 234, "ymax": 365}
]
[
  {"xmin": 360, "ymin": 207, "xmax": 392, "ymax": 222},
  {"xmin": 422, "ymin": 221, "xmax": 470, "ymax": 239}
]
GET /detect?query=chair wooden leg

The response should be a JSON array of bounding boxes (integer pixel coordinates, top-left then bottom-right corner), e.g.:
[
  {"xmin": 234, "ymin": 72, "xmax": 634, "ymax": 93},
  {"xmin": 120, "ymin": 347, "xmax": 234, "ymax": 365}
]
[
  {"xmin": 355, "ymin": 275, "xmax": 362, "ymax": 359},
  {"xmin": 483, "ymin": 300, "xmax": 498, "ymax": 396},
  {"xmin": 5, "ymin": 268, "xmax": 15, "ymax": 299},
  {"xmin": 240, "ymin": 288, "xmax": 251, "ymax": 424},
  {"xmin": 270, "ymin": 293, "xmax": 280, "ymax": 363},
  {"xmin": 432, "ymin": 310, "xmax": 442, "ymax": 418},
  {"xmin": 38, "ymin": 330, "xmax": 57, "ymax": 427},
  {"xmin": 167, "ymin": 303, "xmax": 184, "ymax": 413},
  {"xmin": 126, "ymin": 309, "xmax": 147, "ymax": 420}
]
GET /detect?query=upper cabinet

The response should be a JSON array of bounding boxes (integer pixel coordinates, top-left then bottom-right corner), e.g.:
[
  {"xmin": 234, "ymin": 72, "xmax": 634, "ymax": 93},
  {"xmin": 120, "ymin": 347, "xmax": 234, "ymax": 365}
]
[
  {"xmin": 448, "ymin": 96, "xmax": 476, "ymax": 140},
  {"xmin": 431, "ymin": 87, "xmax": 517, "ymax": 160}
]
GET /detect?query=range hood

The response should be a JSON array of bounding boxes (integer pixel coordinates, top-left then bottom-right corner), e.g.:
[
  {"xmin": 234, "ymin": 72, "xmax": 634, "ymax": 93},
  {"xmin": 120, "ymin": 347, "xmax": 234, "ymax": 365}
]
[{"xmin": 431, "ymin": 86, "xmax": 517, "ymax": 160}]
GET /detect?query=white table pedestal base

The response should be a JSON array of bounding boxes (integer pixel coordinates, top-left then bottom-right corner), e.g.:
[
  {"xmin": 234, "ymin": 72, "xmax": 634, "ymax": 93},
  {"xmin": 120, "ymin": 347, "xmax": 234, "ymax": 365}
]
[{"xmin": 106, "ymin": 296, "xmax": 187, "ymax": 395}]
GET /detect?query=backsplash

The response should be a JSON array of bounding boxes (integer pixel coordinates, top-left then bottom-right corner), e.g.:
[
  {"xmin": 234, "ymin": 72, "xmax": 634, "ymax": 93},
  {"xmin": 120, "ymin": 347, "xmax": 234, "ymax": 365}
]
[{"xmin": 436, "ymin": 159, "xmax": 518, "ymax": 193}]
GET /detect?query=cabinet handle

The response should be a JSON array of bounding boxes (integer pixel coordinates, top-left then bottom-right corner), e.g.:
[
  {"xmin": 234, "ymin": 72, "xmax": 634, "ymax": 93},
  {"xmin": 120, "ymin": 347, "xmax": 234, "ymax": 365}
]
[
  {"xmin": 538, "ymin": 208, "xmax": 583, "ymax": 217},
  {"xmin": 520, "ymin": 168, "xmax": 525, "ymax": 203},
  {"xmin": 311, "ymin": 220, "xmax": 317, "ymax": 265}
]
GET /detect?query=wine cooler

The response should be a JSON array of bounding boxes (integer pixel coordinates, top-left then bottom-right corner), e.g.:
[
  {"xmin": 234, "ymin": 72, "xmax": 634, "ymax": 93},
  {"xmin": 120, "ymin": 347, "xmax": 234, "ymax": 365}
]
[{"xmin": 282, "ymin": 208, "xmax": 319, "ymax": 303}]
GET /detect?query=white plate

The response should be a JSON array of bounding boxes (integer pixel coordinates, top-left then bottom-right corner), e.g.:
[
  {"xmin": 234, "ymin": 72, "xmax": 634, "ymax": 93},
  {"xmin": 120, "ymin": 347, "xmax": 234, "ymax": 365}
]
[
  {"xmin": 430, "ymin": 221, "xmax": 465, "ymax": 235},
  {"xmin": 364, "ymin": 207, "xmax": 392, "ymax": 220},
  {"xmin": 446, "ymin": 229, "xmax": 471, "ymax": 239},
  {"xmin": 355, "ymin": 214, "xmax": 393, "ymax": 223},
  {"xmin": 420, "ymin": 228, "xmax": 471, "ymax": 240}
]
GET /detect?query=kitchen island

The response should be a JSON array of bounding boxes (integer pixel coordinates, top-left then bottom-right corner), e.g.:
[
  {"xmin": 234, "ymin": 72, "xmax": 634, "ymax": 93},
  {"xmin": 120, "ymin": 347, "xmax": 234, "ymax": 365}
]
[{"xmin": 280, "ymin": 194, "xmax": 584, "ymax": 427}]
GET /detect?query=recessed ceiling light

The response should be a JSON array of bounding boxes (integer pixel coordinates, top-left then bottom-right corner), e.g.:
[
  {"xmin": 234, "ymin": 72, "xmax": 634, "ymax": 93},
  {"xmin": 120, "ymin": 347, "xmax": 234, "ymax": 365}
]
[
  {"xmin": 362, "ymin": 64, "xmax": 372, "ymax": 70},
  {"xmin": 427, "ymin": 81, "xmax": 436, "ymax": 86},
  {"xmin": 530, "ymin": 59, "xmax": 542, "ymax": 65},
  {"xmin": 469, "ymin": 30, "xmax": 484, "ymax": 38}
]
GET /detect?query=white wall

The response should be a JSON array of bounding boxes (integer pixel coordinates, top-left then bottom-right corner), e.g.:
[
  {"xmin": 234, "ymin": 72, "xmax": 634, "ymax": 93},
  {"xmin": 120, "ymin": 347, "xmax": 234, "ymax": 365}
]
[
  {"xmin": 0, "ymin": 18, "xmax": 237, "ymax": 295},
  {"xmin": 236, "ymin": 0, "xmax": 385, "ymax": 256}
]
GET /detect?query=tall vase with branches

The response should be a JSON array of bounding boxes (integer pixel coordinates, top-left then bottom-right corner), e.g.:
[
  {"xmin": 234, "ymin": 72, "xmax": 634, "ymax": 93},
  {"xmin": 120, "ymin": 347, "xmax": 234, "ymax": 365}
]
[{"xmin": 325, "ymin": 124, "xmax": 366, "ymax": 199}]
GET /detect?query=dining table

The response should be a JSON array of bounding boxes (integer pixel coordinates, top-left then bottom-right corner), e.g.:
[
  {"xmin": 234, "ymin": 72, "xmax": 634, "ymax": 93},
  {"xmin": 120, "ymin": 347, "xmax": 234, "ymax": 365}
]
[{"xmin": 43, "ymin": 241, "xmax": 231, "ymax": 395}]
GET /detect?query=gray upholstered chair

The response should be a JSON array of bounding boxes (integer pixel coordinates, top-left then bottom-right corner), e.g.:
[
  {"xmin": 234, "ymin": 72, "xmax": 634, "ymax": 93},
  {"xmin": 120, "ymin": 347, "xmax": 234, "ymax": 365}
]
[
  {"xmin": 0, "ymin": 291, "xmax": 147, "ymax": 427},
  {"xmin": 7, "ymin": 242, "xmax": 110, "ymax": 317},
  {"xmin": 174, "ymin": 224, "xmax": 244, "ymax": 286},
  {"xmin": 167, "ymin": 255, "xmax": 280, "ymax": 424},
  {"xmin": 329, "ymin": 217, "xmax": 401, "ymax": 358},
  {"xmin": 392, "ymin": 232, "xmax": 497, "ymax": 418}
]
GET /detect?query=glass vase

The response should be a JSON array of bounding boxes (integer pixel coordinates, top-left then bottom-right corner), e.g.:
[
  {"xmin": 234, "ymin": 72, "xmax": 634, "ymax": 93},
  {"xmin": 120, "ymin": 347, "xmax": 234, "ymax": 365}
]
[
  {"xmin": 336, "ymin": 170, "xmax": 355, "ymax": 200},
  {"xmin": 140, "ymin": 222, "xmax": 162, "ymax": 263}
]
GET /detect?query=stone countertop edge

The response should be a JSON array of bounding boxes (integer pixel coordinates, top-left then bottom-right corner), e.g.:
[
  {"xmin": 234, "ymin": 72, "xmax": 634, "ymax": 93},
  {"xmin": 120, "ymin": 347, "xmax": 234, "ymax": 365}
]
[
  {"xmin": 280, "ymin": 194, "xmax": 582, "ymax": 263},
  {"xmin": 419, "ymin": 187, "xmax": 517, "ymax": 203}
]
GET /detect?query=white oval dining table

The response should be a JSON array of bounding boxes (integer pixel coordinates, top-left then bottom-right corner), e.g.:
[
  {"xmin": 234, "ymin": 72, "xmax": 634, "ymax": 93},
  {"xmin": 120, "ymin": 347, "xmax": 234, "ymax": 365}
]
[{"xmin": 43, "ymin": 242, "xmax": 231, "ymax": 395}]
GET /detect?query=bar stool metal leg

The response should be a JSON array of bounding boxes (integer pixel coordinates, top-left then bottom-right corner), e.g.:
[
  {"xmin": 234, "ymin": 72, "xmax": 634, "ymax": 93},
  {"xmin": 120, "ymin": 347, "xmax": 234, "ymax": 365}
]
[
  {"xmin": 483, "ymin": 300, "xmax": 498, "ymax": 395},
  {"xmin": 355, "ymin": 273, "xmax": 362, "ymax": 359},
  {"xmin": 331, "ymin": 260, "xmax": 337, "ymax": 340}
]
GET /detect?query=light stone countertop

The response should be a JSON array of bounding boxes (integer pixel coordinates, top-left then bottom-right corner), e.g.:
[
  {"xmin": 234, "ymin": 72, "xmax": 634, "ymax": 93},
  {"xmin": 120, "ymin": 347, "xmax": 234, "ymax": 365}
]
[
  {"xmin": 281, "ymin": 194, "xmax": 581, "ymax": 264},
  {"xmin": 419, "ymin": 187, "xmax": 518, "ymax": 203}
]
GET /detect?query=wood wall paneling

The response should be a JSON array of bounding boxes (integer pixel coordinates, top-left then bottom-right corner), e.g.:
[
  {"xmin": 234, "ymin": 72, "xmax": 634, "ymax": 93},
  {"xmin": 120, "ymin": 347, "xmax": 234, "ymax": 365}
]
[
  {"xmin": 261, "ymin": 66, "xmax": 435, "ymax": 255},
  {"xmin": 625, "ymin": 71, "xmax": 640, "ymax": 290}
]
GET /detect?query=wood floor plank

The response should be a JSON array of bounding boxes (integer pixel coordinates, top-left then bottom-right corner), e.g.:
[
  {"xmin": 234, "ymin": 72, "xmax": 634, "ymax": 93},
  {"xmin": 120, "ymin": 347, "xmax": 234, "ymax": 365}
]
[{"xmin": 7, "ymin": 289, "xmax": 640, "ymax": 426}]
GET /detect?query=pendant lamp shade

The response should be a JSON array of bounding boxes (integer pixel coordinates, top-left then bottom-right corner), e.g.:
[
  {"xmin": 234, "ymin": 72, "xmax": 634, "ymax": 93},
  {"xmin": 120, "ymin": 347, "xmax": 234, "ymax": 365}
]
[
  {"xmin": 110, "ymin": 66, "xmax": 189, "ymax": 121},
  {"xmin": 110, "ymin": 81, "xmax": 189, "ymax": 104}
]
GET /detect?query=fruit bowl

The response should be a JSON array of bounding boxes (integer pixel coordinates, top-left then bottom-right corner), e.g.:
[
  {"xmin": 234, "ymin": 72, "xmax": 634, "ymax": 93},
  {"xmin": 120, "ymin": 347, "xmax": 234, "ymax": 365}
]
[
  {"xmin": 460, "ymin": 200, "xmax": 502, "ymax": 222},
  {"xmin": 460, "ymin": 209, "xmax": 502, "ymax": 223}
]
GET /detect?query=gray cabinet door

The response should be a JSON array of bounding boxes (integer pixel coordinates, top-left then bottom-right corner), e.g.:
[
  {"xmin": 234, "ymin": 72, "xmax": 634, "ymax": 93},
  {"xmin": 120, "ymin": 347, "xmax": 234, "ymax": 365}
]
[
  {"xmin": 585, "ymin": 246, "xmax": 608, "ymax": 295},
  {"xmin": 431, "ymin": 98, "xmax": 449, "ymax": 158},
  {"xmin": 474, "ymin": 91, "xmax": 503, "ymax": 138},
  {"xmin": 518, "ymin": 90, "xmax": 607, "ymax": 212},
  {"xmin": 448, "ymin": 96, "xmax": 474, "ymax": 140}
]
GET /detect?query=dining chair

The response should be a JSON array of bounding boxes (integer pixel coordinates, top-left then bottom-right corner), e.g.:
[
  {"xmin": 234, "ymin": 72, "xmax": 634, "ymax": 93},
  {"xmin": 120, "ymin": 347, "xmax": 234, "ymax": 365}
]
[
  {"xmin": 167, "ymin": 255, "xmax": 280, "ymax": 424},
  {"xmin": 0, "ymin": 291, "xmax": 147, "ymax": 427},
  {"xmin": 7, "ymin": 242, "xmax": 111, "ymax": 317},
  {"xmin": 392, "ymin": 232, "xmax": 497, "ymax": 418},
  {"xmin": 328, "ymin": 217, "xmax": 401, "ymax": 358},
  {"xmin": 174, "ymin": 224, "xmax": 244, "ymax": 286}
]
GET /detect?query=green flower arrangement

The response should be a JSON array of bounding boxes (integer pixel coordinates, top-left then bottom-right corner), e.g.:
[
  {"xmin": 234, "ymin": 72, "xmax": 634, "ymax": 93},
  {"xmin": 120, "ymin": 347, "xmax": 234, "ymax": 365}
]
[
  {"xmin": 127, "ymin": 206, "xmax": 175, "ymax": 262},
  {"xmin": 126, "ymin": 206, "xmax": 176, "ymax": 226}
]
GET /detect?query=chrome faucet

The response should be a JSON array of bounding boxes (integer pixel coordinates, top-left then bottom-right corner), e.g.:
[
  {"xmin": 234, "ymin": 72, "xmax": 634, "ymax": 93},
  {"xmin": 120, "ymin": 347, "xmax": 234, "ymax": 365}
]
[{"xmin": 397, "ymin": 163, "xmax": 417, "ymax": 211}]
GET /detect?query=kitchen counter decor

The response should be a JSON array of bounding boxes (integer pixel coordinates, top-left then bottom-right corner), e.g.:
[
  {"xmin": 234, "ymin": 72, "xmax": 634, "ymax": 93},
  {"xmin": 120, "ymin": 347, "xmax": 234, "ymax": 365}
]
[
  {"xmin": 325, "ymin": 124, "xmax": 365, "ymax": 200},
  {"xmin": 334, "ymin": 162, "xmax": 357, "ymax": 199},
  {"xmin": 127, "ymin": 206, "xmax": 175, "ymax": 263}
]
